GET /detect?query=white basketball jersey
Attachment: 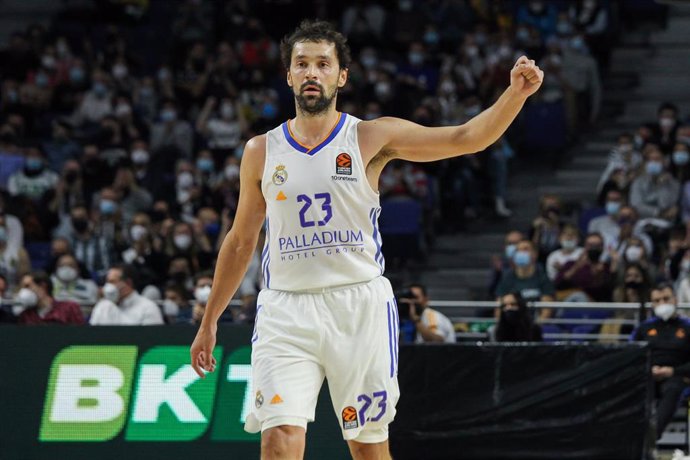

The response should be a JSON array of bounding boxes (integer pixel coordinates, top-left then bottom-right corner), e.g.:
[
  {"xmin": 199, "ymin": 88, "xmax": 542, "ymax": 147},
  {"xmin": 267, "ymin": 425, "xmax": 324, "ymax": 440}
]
[{"xmin": 261, "ymin": 112, "xmax": 384, "ymax": 291}]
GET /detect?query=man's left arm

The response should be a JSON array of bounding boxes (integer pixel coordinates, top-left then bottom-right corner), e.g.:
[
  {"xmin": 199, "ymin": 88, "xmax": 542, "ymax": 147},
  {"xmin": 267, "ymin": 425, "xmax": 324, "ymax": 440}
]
[{"xmin": 367, "ymin": 56, "xmax": 543, "ymax": 162}]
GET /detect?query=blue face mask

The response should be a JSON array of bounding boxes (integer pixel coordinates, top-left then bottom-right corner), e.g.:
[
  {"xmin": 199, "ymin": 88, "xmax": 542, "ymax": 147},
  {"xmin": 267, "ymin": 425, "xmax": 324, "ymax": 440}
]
[
  {"xmin": 261, "ymin": 103, "xmax": 278, "ymax": 119},
  {"xmin": 513, "ymin": 250, "xmax": 532, "ymax": 267},
  {"xmin": 645, "ymin": 160, "xmax": 663, "ymax": 176},
  {"xmin": 205, "ymin": 222, "xmax": 220, "ymax": 239},
  {"xmin": 673, "ymin": 150, "xmax": 690, "ymax": 166},
  {"xmin": 69, "ymin": 67, "xmax": 84, "ymax": 83},
  {"xmin": 423, "ymin": 31, "xmax": 440, "ymax": 45},
  {"xmin": 26, "ymin": 158, "xmax": 43, "ymax": 171},
  {"xmin": 35, "ymin": 73, "xmax": 49, "ymax": 88},
  {"xmin": 160, "ymin": 109, "xmax": 176, "ymax": 122},
  {"xmin": 196, "ymin": 158, "xmax": 214, "ymax": 172},
  {"xmin": 93, "ymin": 82, "xmax": 107, "ymax": 97},
  {"xmin": 100, "ymin": 199, "xmax": 117, "ymax": 215},
  {"xmin": 505, "ymin": 244, "xmax": 517, "ymax": 260},
  {"xmin": 605, "ymin": 201, "xmax": 621, "ymax": 215},
  {"xmin": 408, "ymin": 52, "xmax": 424, "ymax": 65}
]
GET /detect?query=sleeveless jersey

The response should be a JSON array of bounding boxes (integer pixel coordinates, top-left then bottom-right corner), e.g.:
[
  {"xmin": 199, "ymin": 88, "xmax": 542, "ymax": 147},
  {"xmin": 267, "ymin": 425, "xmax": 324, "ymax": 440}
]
[{"xmin": 261, "ymin": 112, "xmax": 384, "ymax": 291}]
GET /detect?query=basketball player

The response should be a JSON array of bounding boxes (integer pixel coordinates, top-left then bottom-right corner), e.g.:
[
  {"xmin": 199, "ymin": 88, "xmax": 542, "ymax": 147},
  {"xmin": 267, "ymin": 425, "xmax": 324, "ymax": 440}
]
[{"xmin": 191, "ymin": 20, "xmax": 543, "ymax": 460}]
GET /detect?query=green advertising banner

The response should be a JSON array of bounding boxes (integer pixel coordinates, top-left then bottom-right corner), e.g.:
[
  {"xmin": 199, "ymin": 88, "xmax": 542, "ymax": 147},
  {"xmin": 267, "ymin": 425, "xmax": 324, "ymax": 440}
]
[{"xmin": 0, "ymin": 325, "xmax": 348, "ymax": 460}]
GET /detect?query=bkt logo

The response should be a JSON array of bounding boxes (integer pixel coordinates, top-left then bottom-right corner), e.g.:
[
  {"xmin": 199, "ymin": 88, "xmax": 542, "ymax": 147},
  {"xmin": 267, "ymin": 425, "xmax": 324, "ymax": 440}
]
[{"xmin": 39, "ymin": 345, "xmax": 257, "ymax": 442}]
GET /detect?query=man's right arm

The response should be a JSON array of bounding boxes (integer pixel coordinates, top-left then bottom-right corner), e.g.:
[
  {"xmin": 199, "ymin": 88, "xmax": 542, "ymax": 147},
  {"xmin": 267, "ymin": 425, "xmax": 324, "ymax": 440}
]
[{"xmin": 191, "ymin": 135, "xmax": 267, "ymax": 377}]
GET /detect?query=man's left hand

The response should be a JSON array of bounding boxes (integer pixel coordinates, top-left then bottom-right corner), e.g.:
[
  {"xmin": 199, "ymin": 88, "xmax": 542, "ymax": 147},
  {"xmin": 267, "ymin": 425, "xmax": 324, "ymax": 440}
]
[
  {"xmin": 652, "ymin": 365, "xmax": 674, "ymax": 380},
  {"xmin": 510, "ymin": 56, "xmax": 544, "ymax": 98}
]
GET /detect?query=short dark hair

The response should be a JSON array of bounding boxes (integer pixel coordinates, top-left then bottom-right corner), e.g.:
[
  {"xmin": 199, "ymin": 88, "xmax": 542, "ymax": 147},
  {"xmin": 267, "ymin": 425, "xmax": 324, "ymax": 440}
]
[
  {"xmin": 194, "ymin": 270, "xmax": 214, "ymax": 285},
  {"xmin": 32, "ymin": 270, "xmax": 53, "ymax": 296},
  {"xmin": 280, "ymin": 20, "xmax": 351, "ymax": 70},
  {"xmin": 407, "ymin": 283, "xmax": 428, "ymax": 298},
  {"xmin": 112, "ymin": 264, "xmax": 137, "ymax": 286},
  {"xmin": 652, "ymin": 281, "xmax": 675, "ymax": 295}
]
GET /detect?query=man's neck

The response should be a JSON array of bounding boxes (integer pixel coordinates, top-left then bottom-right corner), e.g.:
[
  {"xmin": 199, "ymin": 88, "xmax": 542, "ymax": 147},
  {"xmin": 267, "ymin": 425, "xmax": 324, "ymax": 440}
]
[
  {"xmin": 516, "ymin": 266, "xmax": 535, "ymax": 278},
  {"xmin": 291, "ymin": 108, "xmax": 340, "ymax": 146}
]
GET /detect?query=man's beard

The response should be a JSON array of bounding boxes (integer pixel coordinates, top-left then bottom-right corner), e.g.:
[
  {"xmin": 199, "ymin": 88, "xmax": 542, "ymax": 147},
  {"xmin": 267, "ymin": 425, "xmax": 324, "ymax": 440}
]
[{"xmin": 295, "ymin": 82, "xmax": 336, "ymax": 116}]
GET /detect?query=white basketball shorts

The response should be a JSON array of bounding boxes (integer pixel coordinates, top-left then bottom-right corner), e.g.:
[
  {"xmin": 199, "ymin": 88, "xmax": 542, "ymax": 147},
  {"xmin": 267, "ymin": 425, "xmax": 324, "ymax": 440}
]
[{"xmin": 244, "ymin": 276, "xmax": 400, "ymax": 443}]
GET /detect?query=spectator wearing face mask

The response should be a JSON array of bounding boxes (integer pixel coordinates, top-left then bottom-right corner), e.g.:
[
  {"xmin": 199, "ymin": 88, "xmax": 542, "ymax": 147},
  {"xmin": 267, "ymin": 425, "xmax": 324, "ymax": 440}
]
[
  {"xmin": 546, "ymin": 223, "xmax": 583, "ymax": 281},
  {"xmin": 631, "ymin": 282, "xmax": 690, "ymax": 439},
  {"xmin": 587, "ymin": 189, "xmax": 625, "ymax": 245},
  {"xmin": 51, "ymin": 253, "xmax": 98, "ymax": 311},
  {"xmin": 530, "ymin": 194, "xmax": 564, "ymax": 263},
  {"xmin": 67, "ymin": 205, "xmax": 114, "ymax": 277},
  {"xmin": 560, "ymin": 31, "xmax": 601, "ymax": 130},
  {"xmin": 121, "ymin": 212, "xmax": 168, "ymax": 287},
  {"xmin": 211, "ymin": 157, "xmax": 241, "ymax": 217},
  {"xmin": 615, "ymin": 236, "xmax": 656, "ymax": 283},
  {"xmin": 648, "ymin": 103, "xmax": 679, "ymax": 155},
  {"xmin": 555, "ymin": 232, "xmax": 615, "ymax": 302},
  {"xmin": 489, "ymin": 292, "xmax": 542, "ymax": 342},
  {"xmin": 42, "ymin": 120, "xmax": 81, "ymax": 172},
  {"xmin": 496, "ymin": 239, "xmax": 555, "ymax": 318},
  {"xmin": 196, "ymin": 96, "xmax": 247, "ymax": 163},
  {"xmin": 90, "ymin": 264, "xmax": 164, "ymax": 325},
  {"xmin": 489, "ymin": 230, "xmax": 524, "ymax": 298},
  {"xmin": 191, "ymin": 270, "xmax": 214, "ymax": 326},
  {"xmin": 0, "ymin": 214, "xmax": 30, "ymax": 290},
  {"xmin": 162, "ymin": 283, "xmax": 191, "ymax": 324},
  {"xmin": 630, "ymin": 145, "xmax": 680, "ymax": 221},
  {"xmin": 16, "ymin": 271, "xmax": 84, "ymax": 325},
  {"xmin": 70, "ymin": 69, "xmax": 113, "ymax": 128},
  {"xmin": 517, "ymin": 0, "xmax": 558, "ymax": 39},
  {"xmin": 597, "ymin": 132, "xmax": 642, "ymax": 195},
  {"xmin": 669, "ymin": 141, "xmax": 690, "ymax": 183},
  {"xmin": 7, "ymin": 146, "xmax": 59, "ymax": 202},
  {"xmin": 150, "ymin": 98, "xmax": 193, "ymax": 160},
  {"xmin": 606, "ymin": 263, "xmax": 651, "ymax": 335},
  {"xmin": 111, "ymin": 164, "xmax": 153, "ymax": 225}
]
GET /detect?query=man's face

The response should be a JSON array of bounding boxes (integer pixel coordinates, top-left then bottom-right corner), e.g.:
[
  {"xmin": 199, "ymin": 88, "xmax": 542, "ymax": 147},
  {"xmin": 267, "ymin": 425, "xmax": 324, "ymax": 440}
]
[
  {"xmin": 409, "ymin": 286, "xmax": 427, "ymax": 307},
  {"xmin": 106, "ymin": 268, "xmax": 127, "ymax": 295},
  {"xmin": 288, "ymin": 41, "xmax": 347, "ymax": 116},
  {"xmin": 651, "ymin": 287, "xmax": 675, "ymax": 307},
  {"xmin": 584, "ymin": 235, "xmax": 603, "ymax": 251},
  {"xmin": 195, "ymin": 276, "xmax": 212, "ymax": 290}
]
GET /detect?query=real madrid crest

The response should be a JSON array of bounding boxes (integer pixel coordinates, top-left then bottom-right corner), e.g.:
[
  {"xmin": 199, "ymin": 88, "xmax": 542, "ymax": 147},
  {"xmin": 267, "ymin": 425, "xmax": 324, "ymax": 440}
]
[
  {"xmin": 272, "ymin": 164, "xmax": 288, "ymax": 186},
  {"xmin": 255, "ymin": 390, "xmax": 264, "ymax": 408}
]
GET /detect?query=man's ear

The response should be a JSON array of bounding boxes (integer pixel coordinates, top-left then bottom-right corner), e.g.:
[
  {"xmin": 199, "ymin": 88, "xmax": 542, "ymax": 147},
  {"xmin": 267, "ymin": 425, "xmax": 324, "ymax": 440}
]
[
  {"xmin": 287, "ymin": 71, "xmax": 293, "ymax": 88},
  {"xmin": 338, "ymin": 68, "xmax": 348, "ymax": 88}
]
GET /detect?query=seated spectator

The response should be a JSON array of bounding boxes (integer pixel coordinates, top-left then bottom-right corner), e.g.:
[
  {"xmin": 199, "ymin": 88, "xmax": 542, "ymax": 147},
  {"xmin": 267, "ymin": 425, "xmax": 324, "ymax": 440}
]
[
  {"xmin": 670, "ymin": 141, "xmax": 690, "ymax": 183},
  {"xmin": 150, "ymin": 98, "xmax": 193, "ymax": 160},
  {"xmin": 489, "ymin": 292, "xmax": 542, "ymax": 342},
  {"xmin": 7, "ymin": 146, "xmax": 59, "ymax": 202},
  {"xmin": 648, "ymin": 102, "xmax": 679, "ymax": 154},
  {"xmin": 601, "ymin": 263, "xmax": 652, "ymax": 340},
  {"xmin": 68, "ymin": 205, "xmax": 114, "ymax": 277},
  {"xmin": 15, "ymin": 271, "xmax": 84, "ymax": 325},
  {"xmin": 111, "ymin": 163, "xmax": 153, "ymax": 225},
  {"xmin": 489, "ymin": 229, "xmax": 524, "ymax": 297},
  {"xmin": 163, "ymin": 283, "xmax": 191, "ymax": 324},
  {"xmin": 196, "ymin": 96, "xmax": 247, "ymax": 161},
  {"xmin": 587, "ymin": 188, "xmax": 624, "ymax": 244},
  {"xmin": 121, "ymin": 212, "xmax": 168, "ymax": 287},
  {"xmin": 51, "ymin": 253, "xmax": 98, "ymax": 312},
  {"xmin": 630, "ymin": 144, "xmax": 680, "ymax": 221},
  {"xmin": 617, "ymin": 235, "xmax": 657, "ymax": 283},
  {"xmin": 631, "ymin": 282, "xmax": 690, "ymax": 439},
  {"xmin": 89, "ymin": 264, "xmax": 164, "ymax": 325},
  {"xmin": 530, "ymin": 194, "xmax": 564, "ymax": 262},
  {"xmin": 400, "ymin": 283, "xmax": 456, "ymax": 344},
  {"xmin": 42, "ymin": 120, "xmax": 81, "ymax": 172},
  {"xmin": 495, "ymin": 239, "xmax": 555, "ymax": 318},
  {"xmin": 546, "ymin": 223, "xmax": 583, "ymax": 280},
  {"xmin": 555, "ymin": 232, "xmax": 614, "ymax": 302},
  {"xmin": 0, "ymin": 214, "xmax": 30, "ymax": 289},
  {"xmin": 191, "ymin": 270, "xmax": 215, "ymax": 326},
  {"xmin": 597, "ymin": 133, "xmax": 642, "ymax": 193}
]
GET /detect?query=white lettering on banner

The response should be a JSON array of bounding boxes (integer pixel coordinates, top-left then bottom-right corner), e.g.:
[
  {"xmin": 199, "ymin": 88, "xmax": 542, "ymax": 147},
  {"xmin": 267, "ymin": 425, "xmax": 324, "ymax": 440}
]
[
  {"xmin": 131, "ymin": 365, "xmax": 206, "ymax": 423},
  {"xmin": 50, "ymin": 365, "xmax": 124, "ymax": 423},
  {"xmin": 227, "ymin": 364, "xmax": 253, "ymax": 423}
]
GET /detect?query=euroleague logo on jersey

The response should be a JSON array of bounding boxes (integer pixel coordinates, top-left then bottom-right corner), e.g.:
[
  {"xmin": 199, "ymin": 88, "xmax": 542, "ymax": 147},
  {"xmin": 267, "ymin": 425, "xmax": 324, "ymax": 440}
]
[{"xmin": 335, "ymin": 153, "xmax": 352, "ymax": 175}]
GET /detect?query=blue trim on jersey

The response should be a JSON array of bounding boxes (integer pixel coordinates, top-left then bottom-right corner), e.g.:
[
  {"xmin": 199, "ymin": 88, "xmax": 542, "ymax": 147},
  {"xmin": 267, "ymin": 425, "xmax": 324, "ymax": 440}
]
[
  {"xmin": 262, "ymin": 219, "xmax": 271, "ymax": 288},
  {"xmin": 370, "ymin": 207, "xmax": 385, "ymax": 275},
  {"xmin": 281, "ymin": 122, "xmax": 309, "ymax": 153},
  {"xmin": 281, "ymin": 113, "xmax": 348, "ymax": 156},
  {"xmin": 387, "ymin": 301, "xmax": 394, "ymax": 378},
  {"xmin": 392, "ymin": 298, "xmax": 399, "ymax": 372}
]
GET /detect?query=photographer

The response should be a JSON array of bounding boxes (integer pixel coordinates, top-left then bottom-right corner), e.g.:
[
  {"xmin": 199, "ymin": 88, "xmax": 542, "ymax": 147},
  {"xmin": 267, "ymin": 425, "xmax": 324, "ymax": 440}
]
[{"xmin": 399, "ymin": 283, "xmax": 456, "ymax": 344}]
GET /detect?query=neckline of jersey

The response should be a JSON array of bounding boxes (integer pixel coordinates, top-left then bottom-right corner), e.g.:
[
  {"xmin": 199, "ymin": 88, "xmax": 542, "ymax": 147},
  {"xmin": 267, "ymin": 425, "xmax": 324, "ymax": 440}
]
[{"xmin": 282, "ymin": 112, "xmax": 346, "ymax": 156}]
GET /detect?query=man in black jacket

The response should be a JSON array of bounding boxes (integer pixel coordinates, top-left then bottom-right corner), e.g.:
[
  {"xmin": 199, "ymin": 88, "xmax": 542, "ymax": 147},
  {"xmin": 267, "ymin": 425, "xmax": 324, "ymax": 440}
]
[{"xmin": 632, "ymin": 282, "xmax": 690, "ymax": 439}]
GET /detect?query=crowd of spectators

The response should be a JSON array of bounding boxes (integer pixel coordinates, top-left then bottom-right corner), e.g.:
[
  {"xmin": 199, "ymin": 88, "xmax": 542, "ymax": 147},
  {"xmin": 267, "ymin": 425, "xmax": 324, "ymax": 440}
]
[
  {"xmin": 489, "ymin": 99, "xmax": 690, "ymax": 337},
  {"xmin": 0, "ymin": 0, "xmax": 615, "ymax": 325}
]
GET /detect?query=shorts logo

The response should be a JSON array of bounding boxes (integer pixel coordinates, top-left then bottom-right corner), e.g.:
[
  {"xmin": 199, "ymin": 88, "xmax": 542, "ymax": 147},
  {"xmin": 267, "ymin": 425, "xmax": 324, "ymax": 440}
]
[
  {"xmin": 677, "ymin": 329, "xmax": 686, "ymax": 339},
  {"xmin": 341, "ymin": 406, "xmax": 358, "ymax": 430},
  {"xmin": 276, "ymin": 191, "xmax": 287, "ymax": 201},
  {"xmin": 335, "ymin": 153, "xmax": 352, "ymax": 175},
  {"xmin": 255, "ymin": 391, "xmax": 264, "ymax": 409},
  {"xmin": 272, "ymin": 165, "xmax": 288, "ymax": 185}
]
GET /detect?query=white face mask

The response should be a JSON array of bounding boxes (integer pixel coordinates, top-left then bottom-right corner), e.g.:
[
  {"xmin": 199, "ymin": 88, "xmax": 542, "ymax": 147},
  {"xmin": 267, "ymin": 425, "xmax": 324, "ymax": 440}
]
[
  {"xmin": 174, "ymin": 234, "xmax": 192, "ymax": 250},
  {"xmin": 654, "ymin": 303, "xmax": 676, "ymax": 321},
  {"xmin": 130, "ymin": 224, "xmax": 148, "ymax": 242},
  {"xmin": 224, "ymin": 164, "xmax": 240, "ymax": 180},
  {"xmin": 56, "ymin": 266, "xmax": 78, "ymax": 282},
  {"xmin": 220, "ymin": 103, "xmax": 235, "ymax": 119},
  {"xmin": 162, "ymin": 299, "xmax": 179, "ymax": 317},
  {"xmin": 16, "ymin": 287, "xmax": 38, "ymax": 308},
  {"xmin": 194, "ymin": 285, "xmax": 211, "ymax": 304},
  {"xmin": 131, "ymin": 149, "xmax": 149, "ymax": 165},
  {"xmin": 625, "ymin": 245, "xmax": 643, "ymax": 262},
  {"xmin": 177, "ymin": 172, "xmax": 194, "ymax": 189},
  {"xmin": 102, "ymin": 282, "xmax": 120, "ymax": 303}
]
